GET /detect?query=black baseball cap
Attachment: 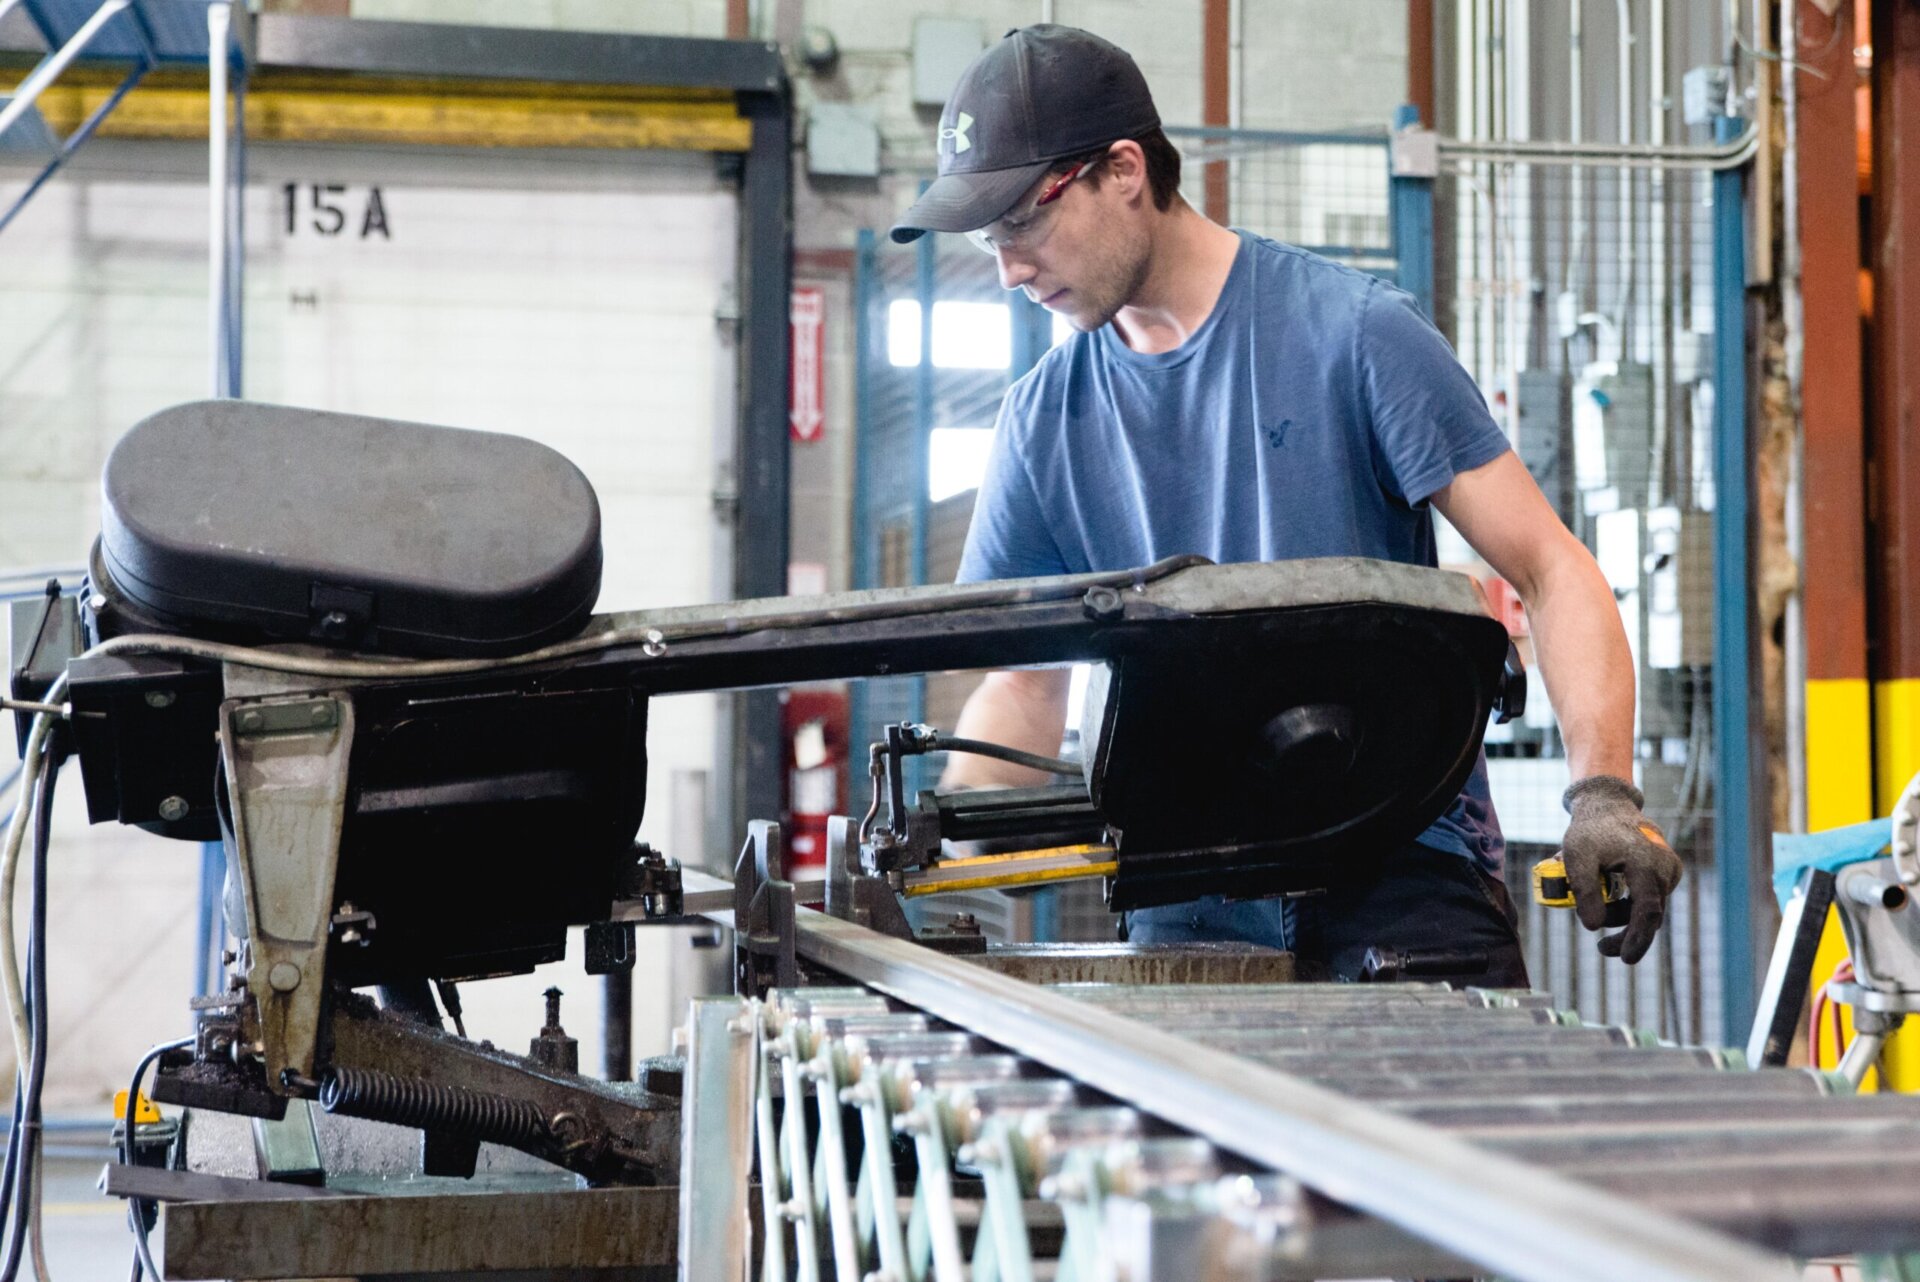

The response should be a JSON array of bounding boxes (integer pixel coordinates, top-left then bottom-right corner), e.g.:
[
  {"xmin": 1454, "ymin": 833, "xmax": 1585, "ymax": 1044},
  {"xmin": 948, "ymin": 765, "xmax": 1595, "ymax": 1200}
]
[{"xmin": 889, "ymin": 24, "xmax": 1160, "ymax": 244}]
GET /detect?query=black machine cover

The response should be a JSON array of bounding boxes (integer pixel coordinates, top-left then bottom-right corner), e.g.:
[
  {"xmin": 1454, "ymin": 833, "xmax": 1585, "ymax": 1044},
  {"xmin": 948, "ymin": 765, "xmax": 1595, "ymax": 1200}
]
[{"xmin": 94, "ymin": 400, "xmax": 602, "ymax": 657}]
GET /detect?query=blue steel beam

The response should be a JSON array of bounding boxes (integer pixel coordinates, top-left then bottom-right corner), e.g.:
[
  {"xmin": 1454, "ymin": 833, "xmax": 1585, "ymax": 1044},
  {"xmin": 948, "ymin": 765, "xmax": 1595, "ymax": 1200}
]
[{"xmin": 1711, "ymin": 113, "xmax": 1770, "ymax": 1046}]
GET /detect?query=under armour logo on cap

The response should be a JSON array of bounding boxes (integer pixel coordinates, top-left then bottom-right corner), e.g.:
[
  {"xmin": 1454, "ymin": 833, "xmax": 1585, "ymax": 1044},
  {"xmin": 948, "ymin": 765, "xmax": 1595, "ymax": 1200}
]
[{"xmin": 941, "ymin": 111, "xmax": 974, "ymax": 154}]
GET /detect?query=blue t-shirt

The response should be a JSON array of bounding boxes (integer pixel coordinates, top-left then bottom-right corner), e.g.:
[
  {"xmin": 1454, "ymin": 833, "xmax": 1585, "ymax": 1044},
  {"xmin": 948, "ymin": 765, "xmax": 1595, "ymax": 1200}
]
[{"xmin": 957, "ymin": 230, "xmax": 1511, "ymax": 871}]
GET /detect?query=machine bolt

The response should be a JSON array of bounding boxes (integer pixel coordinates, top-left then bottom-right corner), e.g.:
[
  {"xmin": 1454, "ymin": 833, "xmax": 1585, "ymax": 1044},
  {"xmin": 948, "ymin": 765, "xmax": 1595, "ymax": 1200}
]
[
  {"xmin": 1082, "ymin": 584, "xmax": 1125, "ymax": 621},
  {"xmin": 87, "ymin": 593, "xmax": 107, "ymax": 612},
  {"xmin": 238, "ymin": 710, "xmax": 265, "ymax": 732},
  {"xmin": 268, "ymin": 962, "xmax": 301, "ymax": 992},
  {"xmin": 642, "ymin": 629, "xmax": 667, "ymax": 658},
  {"xmin": 158, "ymin": 796, "xmax": 190, "ymax": 822},
  {"xmin": 310, "ymin": 703, "xmax": 334, "ymax": 726},
  {"xmin": 143, "ymin": 690, "xmax": 176, "ymax": 709}
]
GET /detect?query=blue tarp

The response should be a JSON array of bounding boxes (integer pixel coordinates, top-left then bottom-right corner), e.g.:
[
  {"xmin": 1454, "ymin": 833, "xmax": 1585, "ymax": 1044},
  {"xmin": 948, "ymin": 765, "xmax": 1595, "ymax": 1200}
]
[{"xmin": 1771, "ymin": 819, "xmax": 1893, "ymax": 907}]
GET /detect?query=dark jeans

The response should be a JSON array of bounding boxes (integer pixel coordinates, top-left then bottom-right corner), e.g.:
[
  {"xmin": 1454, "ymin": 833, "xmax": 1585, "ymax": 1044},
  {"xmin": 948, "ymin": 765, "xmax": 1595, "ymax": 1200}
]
[{"xmin": 1123, "ymin": 842, "xmax": 1530, "ymax": 987}]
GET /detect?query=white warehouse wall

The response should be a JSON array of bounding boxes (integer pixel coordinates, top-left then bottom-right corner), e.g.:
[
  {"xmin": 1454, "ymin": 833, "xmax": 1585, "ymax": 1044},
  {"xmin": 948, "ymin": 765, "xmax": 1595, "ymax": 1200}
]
[{"xmin": 1, "ymin": 138, "xmax": 738, "ymax": 1106}]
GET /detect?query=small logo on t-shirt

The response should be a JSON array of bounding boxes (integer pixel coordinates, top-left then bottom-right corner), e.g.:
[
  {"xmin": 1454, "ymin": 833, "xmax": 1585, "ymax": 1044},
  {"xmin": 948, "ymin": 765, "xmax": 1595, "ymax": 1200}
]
[{"xmin": 1263, "ymin": 418, "xmax": 1293, "ymax": 448}]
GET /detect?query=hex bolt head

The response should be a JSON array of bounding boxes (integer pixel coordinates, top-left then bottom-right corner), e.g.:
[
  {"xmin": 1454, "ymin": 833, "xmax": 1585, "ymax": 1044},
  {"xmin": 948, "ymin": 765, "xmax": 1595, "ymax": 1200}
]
[
  {"xmin": 1082, "ymin": 584, "xmax": 1125, "ymax": 621},
  {"xmin": 238, "ymin": 710, "xmax": 265, "ymax": 732},
  {"xmin": 87, "ymin": 593, "xmax": 107, "ymax": 612},
  {"xmin": 157, "ymin": 796, "xmax": 190, "ymax": 822},
  {"xmin": 310, "ymin": 703, "xmax": 334, "ymax": 725},
  {"xmin": 143, "ymin": 690, "xmax": 176, "ymax": 710},
  {"xmin": 267, "ymin": 962, "xmax": 302, "ymax": 992}
]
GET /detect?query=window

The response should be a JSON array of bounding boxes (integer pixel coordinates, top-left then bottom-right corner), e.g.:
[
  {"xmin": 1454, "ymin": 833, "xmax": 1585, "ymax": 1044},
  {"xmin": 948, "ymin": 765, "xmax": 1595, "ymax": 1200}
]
[
  {"xmin": 928, "ymin": 426, "xmax": 994, "ymax": 501},
  {"xmin": 887, "ymin": 300, "xmax": 1013, "ymax": 369}
]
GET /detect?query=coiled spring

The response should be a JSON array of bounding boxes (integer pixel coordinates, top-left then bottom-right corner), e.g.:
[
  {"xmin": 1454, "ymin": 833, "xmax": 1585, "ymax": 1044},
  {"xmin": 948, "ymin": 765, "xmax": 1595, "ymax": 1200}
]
[{"xmin": 319, "ymin": 1066, "xmax": 547, "ymax": 1148}]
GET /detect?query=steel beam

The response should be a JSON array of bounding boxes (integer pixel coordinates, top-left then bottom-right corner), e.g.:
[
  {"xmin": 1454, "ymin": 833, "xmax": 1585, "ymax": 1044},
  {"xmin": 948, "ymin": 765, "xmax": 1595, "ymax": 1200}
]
[
  {"xmin": 789, "ymin": 906, "xmax": 1798, "ymax": 1282},
  {"xmin": 1793, "ymin": 0, "xmax": 1872, "ymax": 831},
  {"xmin": 679, "ymin": 998, "xmax": 755, "ymax": 1282},
  {"xmin": 1871, "ymin": 0, "xmax": 1920, "ymax": 812},
  {"xmin": 730, "ymin": 70, "xmax": 792, "ymax": 849},
  {"xmin": 163, "ymin": 1185, "xmax": 679, "ymax": 1279},
  {"xmin": 1712, "ymin": 113, "xmax": 1771, "ymax": 1047},
  {"xmin": 251, "ymin": 13, "xmax": 782, "ymax": 92},
  {"xmin": 0, "ymin": 0, "xmax": 129, "ymax": 141}
]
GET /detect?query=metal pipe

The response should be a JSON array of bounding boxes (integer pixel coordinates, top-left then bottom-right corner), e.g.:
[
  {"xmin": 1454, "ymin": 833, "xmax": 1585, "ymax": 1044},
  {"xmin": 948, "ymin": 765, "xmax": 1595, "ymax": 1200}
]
[
  {"xmin": 1843, "ymin": 876, "xmax": 1910, "ymax": 911},
  {"xmin": 1306, "ymin": 1068, "xmax": 1830, "ymax": 1099},
  {"xmin": 1567, "ymin": 0, "xmax": 1586, "ymax": 309},
  {"xmin": 1614, "ymin": 0, "xmax": 1636, "ymax": 342},
  {"xmin": 790, "ymin": 908, "xmax": 1800, "ymax": 1282},
  {"xmin": 601, "ymin": 968, "xmax": 632, "ymax": 1080},
  {"xmin": 1239, "ymin": 1047, "xmax": 1729, "ymax": 1073},
  {"xmin": 1395, "ymin": 1092, "xmax": 1920, "ymax": 1128},
  {"xmin": 1152, "ymin": 1025, "xmax": 1638, "ymax": 1048},
  {"xmin": 1481, "ymin": 1121, "xmax": 1920, "ymax": 1165},
  {"xmin": 1441, "ymin": 128, "xmax": 1758, "ymax": 169},
  {"xmin": 1778, "ymin": 0, "xmax": 1806, "ymax": 833},
  {"xmin": 207, "ymin": 0, "xmax": 233, "ymax": 399},
  {"xmin": 1837, "ymin": 1028, "xmax": 1888, "ymax": 1087},
  {"xmin": 0, "ymin": 0, "xmax": 131, "ymax": 141}
]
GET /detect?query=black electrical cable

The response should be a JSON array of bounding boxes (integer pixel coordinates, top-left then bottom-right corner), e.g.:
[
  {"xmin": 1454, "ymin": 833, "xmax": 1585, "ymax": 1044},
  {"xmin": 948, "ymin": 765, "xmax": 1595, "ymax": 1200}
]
[
  {"xmin": 924, "ymin": 734, "xmax": 1081, "ymax": 778},
  {"xmin": 123, "ymin": 1037, "xmax": 190, "ymax": 1282}
]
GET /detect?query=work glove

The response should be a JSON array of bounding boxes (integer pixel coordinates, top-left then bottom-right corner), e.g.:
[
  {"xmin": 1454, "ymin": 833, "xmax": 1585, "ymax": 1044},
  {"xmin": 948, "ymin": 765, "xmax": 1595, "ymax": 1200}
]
[{"xmin": 1559, "ymin": 775, "xmax": 1683, "ymax": 964}]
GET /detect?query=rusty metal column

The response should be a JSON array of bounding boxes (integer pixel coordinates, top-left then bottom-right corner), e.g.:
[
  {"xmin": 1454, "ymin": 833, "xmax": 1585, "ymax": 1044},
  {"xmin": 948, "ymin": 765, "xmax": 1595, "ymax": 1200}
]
[
  {"xmin": 1870, "ymin": 0, "xmax": 1920, "ymax": 812},
  {"xmin": 1867, "ymin": 0, "xmax": 1920, "ymax": 1092},
  {"xmin": 1800, "ymin": 0, "xmax": 1873, "ymax": 832},
  {"xmin": 1202, "ymin": 0, "xmax": 1230, "ymax": 223}
]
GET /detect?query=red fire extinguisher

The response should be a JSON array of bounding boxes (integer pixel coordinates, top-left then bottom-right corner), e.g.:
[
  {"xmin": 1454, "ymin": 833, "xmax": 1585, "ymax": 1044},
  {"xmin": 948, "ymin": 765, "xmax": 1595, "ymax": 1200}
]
[{"xmin": 781, "ymin": 686, "xmax": 849, "ymax": 872}]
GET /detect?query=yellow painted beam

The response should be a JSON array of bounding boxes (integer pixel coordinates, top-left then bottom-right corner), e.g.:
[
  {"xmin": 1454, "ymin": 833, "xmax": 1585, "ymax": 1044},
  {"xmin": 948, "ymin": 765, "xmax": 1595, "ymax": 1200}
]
[
  {"xmin": 1809, "ymin": 677, "xmax": 1920, "ymax": 1092},
  {"xmin": 31, "ymin": 82, "xmax": 750, "ymax": 151},
  {"xmin": 1807, "ymin": 678, "xmax": 1875, "ymax": 831},
  {"xmin": 1795, "ymin": 678, "xmax": 1920, "ymax": 1091},
  {"xmin": 1875, "ymin": 677, "xmax": 1920, "ymax": 813}
]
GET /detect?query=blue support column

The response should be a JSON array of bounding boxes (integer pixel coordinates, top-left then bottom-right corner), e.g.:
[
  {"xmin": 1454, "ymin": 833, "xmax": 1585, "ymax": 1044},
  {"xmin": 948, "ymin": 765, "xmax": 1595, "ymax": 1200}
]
[
  {"xmin": 911, "ymin": 222, "xmax": 936, "ymax": 589},
  {"xmin": 1711, "ymin": 115, "xmax": 1769, "ymax": 1047},
  {"xmin": 1388, "ymin": 103, "xmax": 1435, "ymax": 318},
  {"xmin": 1010, "ymin": 291, "xmax": 1051, "ymax": 378},
  {"xmin": 194, "ymin": 841, "xmax": 225, "ymax": 996}
]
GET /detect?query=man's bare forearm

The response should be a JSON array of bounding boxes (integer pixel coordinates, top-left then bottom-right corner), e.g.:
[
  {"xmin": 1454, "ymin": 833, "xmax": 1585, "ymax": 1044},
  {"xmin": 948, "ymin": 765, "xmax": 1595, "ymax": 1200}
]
[
  {"xmin": 942, "ymin": 668, "xmax": 1073, "ymax": 788},
  {"xmin": 1518, "ymin": 550, "xmax": 1636, "ymax": 784}
]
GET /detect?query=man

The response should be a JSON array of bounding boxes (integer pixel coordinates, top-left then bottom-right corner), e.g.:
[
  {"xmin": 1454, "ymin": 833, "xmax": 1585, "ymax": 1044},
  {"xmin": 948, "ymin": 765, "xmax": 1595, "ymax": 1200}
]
[{"xmin": 888, "ymin": 25, "xmax": 1680, "ymax": 983}]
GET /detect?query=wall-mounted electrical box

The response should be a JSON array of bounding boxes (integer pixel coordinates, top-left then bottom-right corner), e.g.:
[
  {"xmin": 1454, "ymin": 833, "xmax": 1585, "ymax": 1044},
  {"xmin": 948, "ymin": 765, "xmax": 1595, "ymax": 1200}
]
[
  {"xmin": 912, "ymin": 17, "xmax": 985, "ymax": 107},
  {"xmin": 1574, "ymin": 362, "xmax": 1656, "ymax": 514}
]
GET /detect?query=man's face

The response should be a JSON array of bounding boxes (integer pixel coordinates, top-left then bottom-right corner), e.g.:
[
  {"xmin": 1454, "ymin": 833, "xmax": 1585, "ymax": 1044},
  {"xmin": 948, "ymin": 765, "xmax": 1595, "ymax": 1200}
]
[{"xmin": 973, "ymin": 150, "xmax": 1151, "ymax": 333}]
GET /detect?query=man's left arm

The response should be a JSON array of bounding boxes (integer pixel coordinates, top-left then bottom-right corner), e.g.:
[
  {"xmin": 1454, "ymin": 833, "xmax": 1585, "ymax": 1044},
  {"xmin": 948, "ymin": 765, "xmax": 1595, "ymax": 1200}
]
[{"xmin": 1432, "ymin": 451, "xmax": 1682, "ymax": 963}]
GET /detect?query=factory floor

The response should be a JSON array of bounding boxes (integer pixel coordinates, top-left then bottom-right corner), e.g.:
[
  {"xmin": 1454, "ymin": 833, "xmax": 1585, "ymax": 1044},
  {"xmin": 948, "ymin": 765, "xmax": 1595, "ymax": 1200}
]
[{"xmin": 39, "ymin": 1155, "xmax": 140, "ymax": 1279}]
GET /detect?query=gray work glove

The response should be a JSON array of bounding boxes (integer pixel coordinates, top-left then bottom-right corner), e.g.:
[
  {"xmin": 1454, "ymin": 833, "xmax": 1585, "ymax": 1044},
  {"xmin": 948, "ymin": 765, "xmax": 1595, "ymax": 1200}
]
[{"xmin": 1559, "ymin": 775, "xmax": 1683, "ymax": 964}]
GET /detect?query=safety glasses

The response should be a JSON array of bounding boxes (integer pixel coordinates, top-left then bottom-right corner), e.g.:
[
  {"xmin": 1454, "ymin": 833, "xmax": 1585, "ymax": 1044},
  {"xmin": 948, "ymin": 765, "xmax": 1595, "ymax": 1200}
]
[{"xmin": 965, "ymin": 161, "xmax": 1092, "ymax": 256}]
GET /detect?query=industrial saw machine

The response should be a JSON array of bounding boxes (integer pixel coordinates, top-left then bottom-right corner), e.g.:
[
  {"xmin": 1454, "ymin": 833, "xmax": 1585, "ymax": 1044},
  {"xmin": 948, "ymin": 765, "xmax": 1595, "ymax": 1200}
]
[{"xmin": 16, "ymin": 402, "xmax": 1920, "ymax": 1282}]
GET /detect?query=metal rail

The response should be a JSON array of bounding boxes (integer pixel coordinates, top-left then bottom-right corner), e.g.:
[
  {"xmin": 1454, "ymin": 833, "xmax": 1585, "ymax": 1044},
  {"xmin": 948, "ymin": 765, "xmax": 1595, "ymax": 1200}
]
[
  {"xmin": 789, "ymin": 906, "xmax": 1800, "ymax": 1282},
  {"xmin": 1439, "ymin": 126, "xmax": 1758, "ymax": 171}
]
